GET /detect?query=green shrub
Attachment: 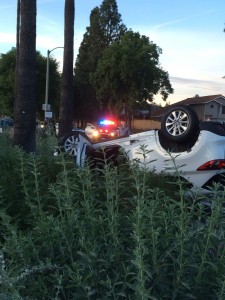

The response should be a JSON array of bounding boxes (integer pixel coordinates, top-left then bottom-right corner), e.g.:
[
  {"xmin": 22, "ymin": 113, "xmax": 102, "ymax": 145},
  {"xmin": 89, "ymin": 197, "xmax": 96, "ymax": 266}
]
[{"xmin": 0, "ymin": 134, "xmax": 225, "ymax": 299}]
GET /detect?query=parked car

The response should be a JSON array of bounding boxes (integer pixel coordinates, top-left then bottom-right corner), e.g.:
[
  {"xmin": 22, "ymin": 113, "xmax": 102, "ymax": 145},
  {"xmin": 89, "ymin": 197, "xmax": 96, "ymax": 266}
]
[{"xmin": 55, "ymin": 105, "xmax": 225, "ymax": 200}]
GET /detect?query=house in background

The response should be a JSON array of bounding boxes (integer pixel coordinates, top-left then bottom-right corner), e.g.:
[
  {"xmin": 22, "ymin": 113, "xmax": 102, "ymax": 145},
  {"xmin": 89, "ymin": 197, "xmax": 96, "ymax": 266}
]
[
  {"xmin": 131, "ymin": 94, "xmax": 225, "ymax": 131},
  {"xmin": 174, "ymin": 94, "xmax": 225, "ymax": 122},
  {"xmin": 152, "ymin": 94, "xmax": 225, "ymax": 123}
]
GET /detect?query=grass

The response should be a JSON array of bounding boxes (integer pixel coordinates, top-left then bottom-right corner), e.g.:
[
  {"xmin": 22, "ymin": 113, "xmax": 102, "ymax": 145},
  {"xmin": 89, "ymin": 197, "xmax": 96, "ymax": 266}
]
[{"xmin": 0, "ymin": 132, "xmax": 225, "ymax": 299}]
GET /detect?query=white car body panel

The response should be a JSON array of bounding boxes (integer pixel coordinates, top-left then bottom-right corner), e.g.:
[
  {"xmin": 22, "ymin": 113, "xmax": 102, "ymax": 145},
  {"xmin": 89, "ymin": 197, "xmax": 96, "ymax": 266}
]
[{"xmin": 75, "ymin": 129, "xmax": 225, "ymax": 192}]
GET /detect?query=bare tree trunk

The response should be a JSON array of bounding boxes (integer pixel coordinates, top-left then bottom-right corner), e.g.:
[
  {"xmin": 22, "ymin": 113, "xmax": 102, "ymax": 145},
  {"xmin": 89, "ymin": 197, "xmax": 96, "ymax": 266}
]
[
  {"xmin": 58, "ymin": 0, "xmax": 75, "ymax": 139},
  {"xmin": 14, "ymin": 0, "xmax": 37, "ymax": 153}
]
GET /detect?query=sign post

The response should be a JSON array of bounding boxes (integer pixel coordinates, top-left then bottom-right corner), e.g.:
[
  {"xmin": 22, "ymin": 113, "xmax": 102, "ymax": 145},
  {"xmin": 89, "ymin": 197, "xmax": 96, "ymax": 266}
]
[{"xmin": 45, "ymin": 111, "xmax": 53, "ymax": 119}]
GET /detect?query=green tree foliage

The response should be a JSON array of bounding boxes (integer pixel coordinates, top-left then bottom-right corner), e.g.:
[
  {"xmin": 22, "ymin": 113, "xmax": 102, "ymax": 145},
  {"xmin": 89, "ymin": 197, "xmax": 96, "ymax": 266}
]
[
  {"xmin": 74, "ymin": 0, "xmax": 126, "ymax": 122},
  {"xmin": 90, "ymin": 30, "xmax": 174, "ymax": 115},
  {"xmin": 0, "ymin": 49, "xmax": 16, "ymax": 116},
  {"xmin": 0, "ymin": 48, "xmax": 61, "ymax": 119}
]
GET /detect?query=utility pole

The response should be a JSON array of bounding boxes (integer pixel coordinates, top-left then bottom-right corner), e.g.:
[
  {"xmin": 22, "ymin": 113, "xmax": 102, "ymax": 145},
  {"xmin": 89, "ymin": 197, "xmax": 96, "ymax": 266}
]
[{"xmin": 44, "ymin": 47, "xmax": 64, "ymax": 119}]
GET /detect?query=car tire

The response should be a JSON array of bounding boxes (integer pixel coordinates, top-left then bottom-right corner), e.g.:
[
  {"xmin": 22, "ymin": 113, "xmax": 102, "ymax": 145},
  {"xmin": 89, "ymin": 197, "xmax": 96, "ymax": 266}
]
[
  {"xmin": 161, "ymin": 105, "xmax": 199, "ymax": 142},
  {"xmin": 58, "ymin": 131, "xmax": 90, "ymax": 157}
]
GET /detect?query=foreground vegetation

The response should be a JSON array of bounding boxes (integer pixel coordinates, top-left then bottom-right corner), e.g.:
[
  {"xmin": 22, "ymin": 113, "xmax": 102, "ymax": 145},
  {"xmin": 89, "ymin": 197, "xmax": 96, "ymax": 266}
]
[{"xmin": 0, "ymin": 132, "xmax": 225, "ymax": 299}]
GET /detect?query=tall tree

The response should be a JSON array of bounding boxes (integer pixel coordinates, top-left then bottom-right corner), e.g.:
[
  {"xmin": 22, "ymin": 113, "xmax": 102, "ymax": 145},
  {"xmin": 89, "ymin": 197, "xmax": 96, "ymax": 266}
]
[
  {"xmin": 90, "ymin": 30, "xmax": 174, "ymax": 123},
  {"xmin": 74, "ymin": 0, "xmax": 126, "ymax": 122},
  {"xmin": 58, "ymin": 0, "xmax": 75, "ymax": 139},
  {"xmin": 14, "ymin": 0, "xmax": 37, "ymax": 153}
]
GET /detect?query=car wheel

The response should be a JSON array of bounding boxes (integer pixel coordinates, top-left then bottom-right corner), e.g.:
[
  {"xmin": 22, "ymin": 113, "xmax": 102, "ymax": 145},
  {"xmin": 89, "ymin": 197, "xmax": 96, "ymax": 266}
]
[
  {"xmin": 58, "ymin": 131, "xmax": 87, "ymax": 156},
  {"xmin": 161, "ymin": 105, "xmax": 199, "ymax": 142}
]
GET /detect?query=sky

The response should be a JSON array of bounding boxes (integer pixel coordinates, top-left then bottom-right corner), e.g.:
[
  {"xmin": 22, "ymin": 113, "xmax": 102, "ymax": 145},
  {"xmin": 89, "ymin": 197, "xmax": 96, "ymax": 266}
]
[{"xmin": 1, "ymin": 0, "xmax": 225, "ymax": 106}]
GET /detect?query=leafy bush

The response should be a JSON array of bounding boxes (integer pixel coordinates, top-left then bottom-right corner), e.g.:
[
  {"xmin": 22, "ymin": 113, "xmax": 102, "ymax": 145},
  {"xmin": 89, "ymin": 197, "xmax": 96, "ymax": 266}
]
[{"xmin": 0, "ymin": 133, "xmax": 225, "ymax": 299}]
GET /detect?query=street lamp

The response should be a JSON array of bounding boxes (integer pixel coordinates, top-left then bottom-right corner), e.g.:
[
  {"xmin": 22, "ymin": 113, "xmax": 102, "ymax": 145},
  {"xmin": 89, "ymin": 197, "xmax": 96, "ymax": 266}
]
[{"xmin": 44, "ymin": 46, "xmax": 64, "ymax": 119}]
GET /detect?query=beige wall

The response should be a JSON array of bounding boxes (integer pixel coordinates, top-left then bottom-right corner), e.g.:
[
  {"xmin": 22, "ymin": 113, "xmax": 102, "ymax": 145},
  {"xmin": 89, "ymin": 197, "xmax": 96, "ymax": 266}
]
[{"xmin": 131, "ymin": 119, "xmax": 161, "ymax": 131}]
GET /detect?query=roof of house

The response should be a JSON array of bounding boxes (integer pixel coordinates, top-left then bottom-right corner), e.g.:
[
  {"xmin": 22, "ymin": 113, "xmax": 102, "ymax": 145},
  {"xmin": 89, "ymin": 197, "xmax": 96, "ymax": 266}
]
[
  {"xmin": 172, "ymin": 94, "xmax": 225, "ymax": 106},
  {"xmin": 151, "ymin": 94, "xmax": 225, "ymax": 117}
]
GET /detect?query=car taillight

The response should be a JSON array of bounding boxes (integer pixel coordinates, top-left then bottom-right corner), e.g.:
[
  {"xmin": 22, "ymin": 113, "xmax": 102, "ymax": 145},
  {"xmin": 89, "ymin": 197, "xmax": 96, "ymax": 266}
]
[{"xmin": 197, "ymin": 160, "xmax": 225, "ymax": 171}]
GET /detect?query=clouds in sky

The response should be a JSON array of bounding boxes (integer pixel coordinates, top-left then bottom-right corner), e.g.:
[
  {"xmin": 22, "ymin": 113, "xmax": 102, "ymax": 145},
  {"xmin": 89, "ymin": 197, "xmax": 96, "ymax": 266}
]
[
  {"xmin": 0, "ymin": 32, "xmax": 15, "ymax": 44},
  {"xmin": 154, "ymin": 76, "xmax": 225, "ymax": 105},
  {"xmin": 152, "ymin": 9, "xmax": 218, "ymax": 30},
  {"xmin": 171, "ymin": 77, "xmax": 225, "ymax": 91},
  {"xmin": 136, "ymin": 22, "xmax": 225, "ymax": 104}
]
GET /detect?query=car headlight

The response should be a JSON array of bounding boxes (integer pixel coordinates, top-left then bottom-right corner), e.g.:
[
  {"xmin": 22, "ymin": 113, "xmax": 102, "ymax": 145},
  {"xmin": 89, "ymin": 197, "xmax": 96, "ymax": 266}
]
[{"xmin": 93, "ymin": 131, "xmax": 99, "ymax": 137}]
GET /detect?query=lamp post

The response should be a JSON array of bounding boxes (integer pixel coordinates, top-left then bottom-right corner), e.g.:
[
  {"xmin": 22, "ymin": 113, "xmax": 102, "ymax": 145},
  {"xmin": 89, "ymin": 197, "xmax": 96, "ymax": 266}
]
[{"xmin": 44, "ymin": 47, "xmax": 64, "ymax": 119}]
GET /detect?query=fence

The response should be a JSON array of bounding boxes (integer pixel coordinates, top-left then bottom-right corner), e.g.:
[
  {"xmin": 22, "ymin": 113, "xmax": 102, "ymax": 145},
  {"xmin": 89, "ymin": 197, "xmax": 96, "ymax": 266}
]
[{"xmin": 131, "ymin": 119, "xmax": 161, "ymax": 132}]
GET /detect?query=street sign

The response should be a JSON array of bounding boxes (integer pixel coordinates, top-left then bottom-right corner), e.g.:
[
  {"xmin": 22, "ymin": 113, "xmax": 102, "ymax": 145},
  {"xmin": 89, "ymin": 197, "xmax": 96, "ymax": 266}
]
[
  {"xmin": 45, "ymin": 111, "xmax": 53, "ymax": 119},
  {"xmin": 42, "ymin": 104, "xmax": 51, "ymax": 111}
]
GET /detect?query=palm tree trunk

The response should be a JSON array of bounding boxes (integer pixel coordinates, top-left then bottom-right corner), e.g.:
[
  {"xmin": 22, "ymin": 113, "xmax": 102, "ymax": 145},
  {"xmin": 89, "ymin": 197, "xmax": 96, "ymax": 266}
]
[
  {"xmin": 14, "ymin": 0, "xmax": 37, "ymax": 153},
  {"xmin": 15, "ymin": 0, "xmax": 20, "ymax": 86},
  {"xmin": 58, "ymin": 0, "xmax": 75, "ymax": 138}
]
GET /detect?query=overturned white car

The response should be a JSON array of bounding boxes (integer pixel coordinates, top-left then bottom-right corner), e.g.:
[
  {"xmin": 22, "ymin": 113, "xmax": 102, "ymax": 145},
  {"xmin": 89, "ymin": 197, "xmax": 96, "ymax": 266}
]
[{"xmin": 55, "ymin": 105, "xmax": 225, "ymax": 197}]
